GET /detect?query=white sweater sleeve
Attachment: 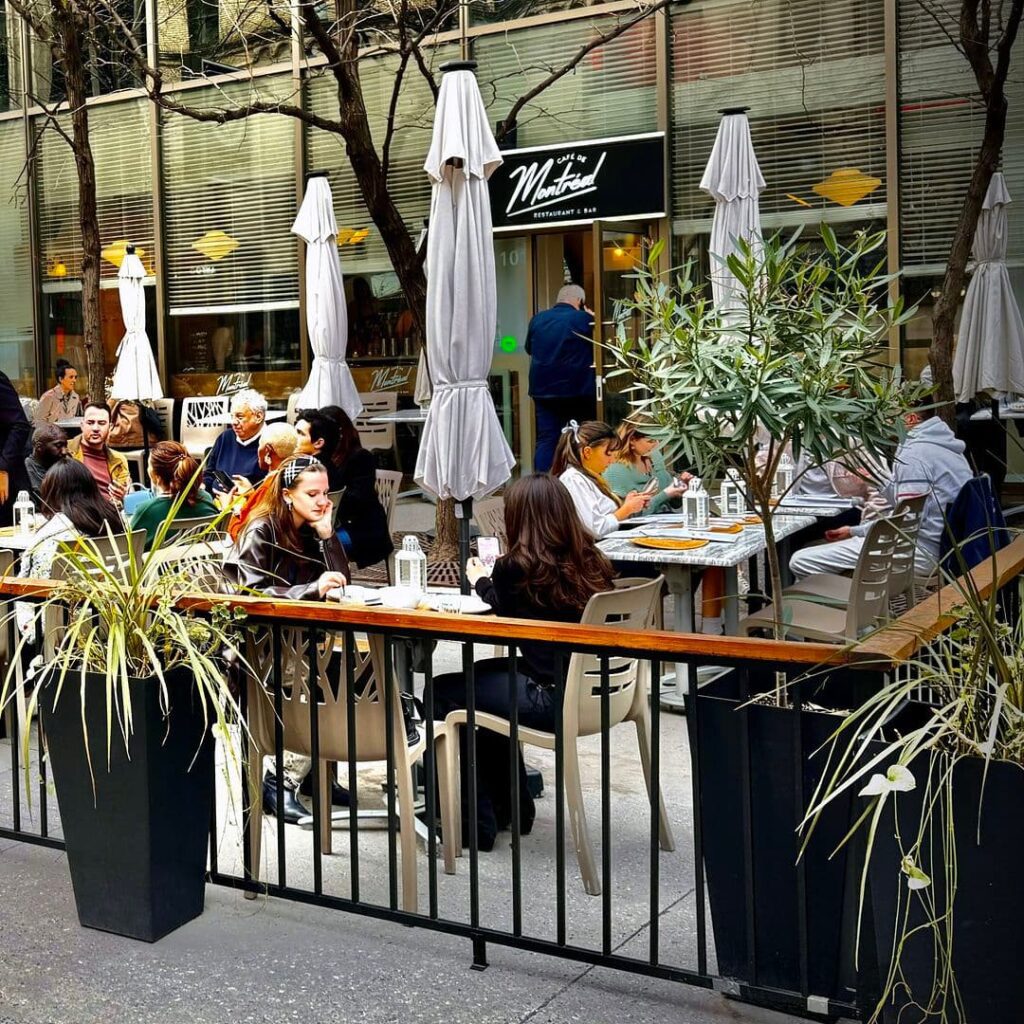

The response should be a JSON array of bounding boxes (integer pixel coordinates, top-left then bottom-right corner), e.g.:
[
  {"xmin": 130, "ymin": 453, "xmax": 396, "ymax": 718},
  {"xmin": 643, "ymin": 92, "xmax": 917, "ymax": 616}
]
[{"xmin": 559, "ymin": 469, "xmax": 620, "ymax": 538}]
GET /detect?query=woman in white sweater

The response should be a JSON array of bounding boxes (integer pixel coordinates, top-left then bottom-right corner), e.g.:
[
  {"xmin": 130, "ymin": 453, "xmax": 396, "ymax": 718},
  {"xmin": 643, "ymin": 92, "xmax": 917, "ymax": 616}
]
[{"xmin": 551, "ymin": 420, "xmax": 650, "ymax": 537}]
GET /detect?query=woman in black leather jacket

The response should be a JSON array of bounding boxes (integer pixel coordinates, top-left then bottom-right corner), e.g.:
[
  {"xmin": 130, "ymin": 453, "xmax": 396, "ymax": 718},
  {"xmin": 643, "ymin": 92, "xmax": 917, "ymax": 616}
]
[{"xmin": 225, "ymin": 454, "xmax": 349, "ymax": 600}]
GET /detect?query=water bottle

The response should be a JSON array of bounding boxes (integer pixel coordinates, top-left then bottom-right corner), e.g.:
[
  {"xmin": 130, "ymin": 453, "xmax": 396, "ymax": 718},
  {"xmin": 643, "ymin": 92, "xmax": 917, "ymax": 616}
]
[
  {"xmin": 395, "ymin": 535, "xmax": 428, "ymax": 594},
  {"xmin": 13, "ymin": 491, "xmax": 34, "ymax": 536}
]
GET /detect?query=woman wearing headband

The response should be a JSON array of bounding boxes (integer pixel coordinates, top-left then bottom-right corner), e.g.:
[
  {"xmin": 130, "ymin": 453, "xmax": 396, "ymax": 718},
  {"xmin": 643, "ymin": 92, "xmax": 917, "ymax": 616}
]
[
  {"xmin": 225, "ymin": 454, "xmax": 349, "ymax": 601},
  {"xmin": 550, "ymin": 420, "xmax": 651, "ymax": 538}
]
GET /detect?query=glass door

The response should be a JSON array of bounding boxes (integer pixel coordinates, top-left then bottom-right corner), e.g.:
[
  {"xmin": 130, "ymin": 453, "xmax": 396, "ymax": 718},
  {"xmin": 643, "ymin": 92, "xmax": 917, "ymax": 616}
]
[{"xmin": 591, "ymin": 221, "xmax": 650, "ymax": 424}]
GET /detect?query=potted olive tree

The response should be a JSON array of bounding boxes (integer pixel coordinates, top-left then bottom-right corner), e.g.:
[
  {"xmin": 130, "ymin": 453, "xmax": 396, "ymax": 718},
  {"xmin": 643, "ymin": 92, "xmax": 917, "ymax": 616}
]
[
  {"xmin": 608, "ymin": 228, "xmax": 917, "ymax": 1005},
  {"xmin": 803, "ymin": 542, "xmax": 1024, "ymax": 1022},
  {"xmin": 2, "ymin": 496, "xmax": 244, "ymax": 942}
]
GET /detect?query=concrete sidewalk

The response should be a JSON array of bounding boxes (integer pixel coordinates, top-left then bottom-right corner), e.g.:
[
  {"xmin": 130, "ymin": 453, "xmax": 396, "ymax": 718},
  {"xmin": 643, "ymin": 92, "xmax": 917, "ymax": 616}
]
[{"xmin": 0, "ymin": 840, "xmax": 806, "ymax": 1024}]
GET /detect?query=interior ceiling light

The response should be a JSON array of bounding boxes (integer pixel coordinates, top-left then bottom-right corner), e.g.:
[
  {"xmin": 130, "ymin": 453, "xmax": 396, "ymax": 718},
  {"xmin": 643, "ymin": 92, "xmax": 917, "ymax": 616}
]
[
  {"xmin": 812, "ymin": 168, "xmax": 881, "ymax": 207},
  {"xmin": 192, "ymin": 229, "xmax": 240, "ymax": 261},
  {"xmin": 101, "ymin": 239, "xmax": 146, "ymax": 268}
]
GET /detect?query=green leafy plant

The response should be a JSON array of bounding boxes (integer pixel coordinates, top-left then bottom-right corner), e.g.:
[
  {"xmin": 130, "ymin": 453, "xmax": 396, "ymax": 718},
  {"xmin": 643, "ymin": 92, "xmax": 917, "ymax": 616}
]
[
  {"xmin": 608, "ymin": 227, "xmax": 920, "ymax": 639},
  {"xmin": 0, "ymin": 482, "xmax": 246, "ymax": 790},
  {"xmin": 801, "ymin": 536, "xmax": 1024, "ymax": 1022}
]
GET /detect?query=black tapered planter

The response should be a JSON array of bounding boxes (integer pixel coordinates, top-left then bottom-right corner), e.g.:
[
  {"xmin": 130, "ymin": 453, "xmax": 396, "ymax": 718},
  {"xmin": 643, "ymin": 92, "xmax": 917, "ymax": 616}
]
[
  {"xmin": 867, "ymin": 755, "xmax": 1024, "ymax": 1023},
  {"xmin": 695, "ymin": 672, "xmax": 861, "ymax": 1012},
  {"xmin": 42, "ymin": 667, "xmax": 214, "ymax": 942}
]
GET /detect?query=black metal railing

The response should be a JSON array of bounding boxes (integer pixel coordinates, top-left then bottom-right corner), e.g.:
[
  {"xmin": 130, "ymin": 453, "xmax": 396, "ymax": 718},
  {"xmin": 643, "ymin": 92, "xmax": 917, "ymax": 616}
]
[{"xmin": 3, "ymin": 536, "xmax": 1023, "ymax": 1020}]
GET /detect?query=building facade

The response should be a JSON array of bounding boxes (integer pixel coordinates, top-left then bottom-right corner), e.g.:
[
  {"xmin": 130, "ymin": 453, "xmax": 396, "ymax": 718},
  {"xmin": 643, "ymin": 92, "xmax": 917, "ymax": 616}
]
[{"xmin": 0, "ymin": 0, "xmax": 1020, "ymax": 471}]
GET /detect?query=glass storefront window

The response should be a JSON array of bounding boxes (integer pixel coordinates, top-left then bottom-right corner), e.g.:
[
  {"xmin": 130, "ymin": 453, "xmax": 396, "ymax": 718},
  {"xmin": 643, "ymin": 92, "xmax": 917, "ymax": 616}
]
[
  {"xmin": 0, "ymin": 118, "xmax": 33, "ymax": 392},
  {"xmin": 492, "ymin": 235, "xmax": 529, "ymax": 468},
  {"xmin": 468, "ymin": 0, "xmax": 618, "ymax": 25}
]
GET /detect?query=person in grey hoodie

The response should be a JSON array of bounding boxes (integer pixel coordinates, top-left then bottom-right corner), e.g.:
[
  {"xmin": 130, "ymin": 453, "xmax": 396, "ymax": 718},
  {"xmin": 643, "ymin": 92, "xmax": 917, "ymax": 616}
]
[{"xmin": 790, "ymin": 401, "xmax": 972, "ymax": 580}]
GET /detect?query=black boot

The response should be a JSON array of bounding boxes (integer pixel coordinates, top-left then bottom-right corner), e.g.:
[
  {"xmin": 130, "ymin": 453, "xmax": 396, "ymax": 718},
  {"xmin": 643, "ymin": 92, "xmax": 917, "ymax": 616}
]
[
  {"xmin": 262, "ymin": 772, "xmax": 307, "ymax": 824},
  {"xmin": 299, "ymin": 772, "xmax": 350, "ymax": 807}
]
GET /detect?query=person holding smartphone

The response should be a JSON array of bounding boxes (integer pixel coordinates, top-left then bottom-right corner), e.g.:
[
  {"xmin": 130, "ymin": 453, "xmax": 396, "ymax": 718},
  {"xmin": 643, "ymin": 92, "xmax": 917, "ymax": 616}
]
[
  {"xmin": 202, "ymin": 388, "xmax": 268, "ymax": 498},
  {"xmin": 604, "ymin": 418, "xmax": 690, "ymax": 515}
]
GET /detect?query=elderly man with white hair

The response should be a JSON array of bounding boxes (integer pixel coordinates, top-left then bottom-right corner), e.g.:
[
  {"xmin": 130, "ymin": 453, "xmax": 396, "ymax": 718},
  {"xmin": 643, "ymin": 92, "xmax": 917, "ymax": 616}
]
[
  {"xmin": 202, "ymin": 388, "xmax": 269, "ymax": 496},
  {"xmin": 525, "ymin": 283, "xmax": 596, "ymax": 473}
]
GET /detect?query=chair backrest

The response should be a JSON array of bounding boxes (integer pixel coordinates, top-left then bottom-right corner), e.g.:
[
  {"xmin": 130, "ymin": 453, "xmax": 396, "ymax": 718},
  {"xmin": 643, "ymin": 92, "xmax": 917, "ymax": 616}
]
[
  {"xmin": 245, "ymin": 629, "xmax": 403, "ymax": 763},
  {"xmin": 375, "ymin": 469, "xmax": 403, "ymax": 534},
  {"xmin": 567, "ymin": 576, "xmax": 664, "ymax": 737},
  {"xmin": 846, "ymin": 516, "xmax": 900, "ymax": 640},
  {"xmin": 163, "ymin": 512, "xmax": 221, "ymax": 544},
  {"xmin": 356, "ymin": 392, "xmax": 397, "ymax": 452},
  {"xmin": 180, "ymin": 396, "xmax": 229, "ymax": 456},
  {"xmin": 887, "ymin": 494, "xmax": 928, "ymax": 607},
  {"xmin": 473, "ymin": 496, "xmax": 506, "ymax": 551},
  {"xmin": 285, "ymin": 390, "xmax": 302, "ymax": 425},
  {"xmin": 153, "ymin": 398, "xmax": 175, "ymax": 442}
]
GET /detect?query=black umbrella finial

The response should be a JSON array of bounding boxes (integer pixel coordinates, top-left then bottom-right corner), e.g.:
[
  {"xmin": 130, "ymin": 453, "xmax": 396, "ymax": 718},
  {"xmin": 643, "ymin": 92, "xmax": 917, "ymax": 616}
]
[
  {"xmin": 125, "ymin": 243, "xmax": 135, "ymax": 254},
  {"xmin": 440, "ymin": 59, "xmax": 478, "ymax": 73}
]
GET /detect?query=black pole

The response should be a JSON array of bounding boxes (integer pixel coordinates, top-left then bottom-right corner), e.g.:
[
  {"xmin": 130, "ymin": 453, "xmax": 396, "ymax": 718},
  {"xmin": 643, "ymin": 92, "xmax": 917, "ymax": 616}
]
[{"xmin": 456, "ymin": 498, "xmax": 473, "ymax": 595}]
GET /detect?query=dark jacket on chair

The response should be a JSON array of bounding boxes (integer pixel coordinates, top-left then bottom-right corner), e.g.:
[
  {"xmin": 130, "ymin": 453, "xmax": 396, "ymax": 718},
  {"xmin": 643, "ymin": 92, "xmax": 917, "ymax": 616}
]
[
  {"xmin": 939, "ymin": 474, "xmax": 1010, "ymax": 577},
  {"xmin": 332, "ymin": 447, "xmax": 394, "ymax": 569}
]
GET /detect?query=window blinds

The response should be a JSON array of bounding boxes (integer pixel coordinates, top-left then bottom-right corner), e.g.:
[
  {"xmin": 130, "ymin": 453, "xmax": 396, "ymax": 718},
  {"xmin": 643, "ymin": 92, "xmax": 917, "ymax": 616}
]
[
  {"xmin": 163, "ymin": 77, "xmax": 298, "ymax": 313},
  {"xmin": 670, "ymin": 0, "xmax": 887, "ymax": 235},
  {"xmin": 0, "ymin": 117, "xmax": 33, "ymax": 382},
  {"xmin": 304, "ymin": 45, "xmax": 456, "ymax": 277},
  {"xmin": 34, "ymin": 98, "xmax": 155, "ymax": 287},
  {"xmin": 473, "ymin": 13, "xmax": 658, "ymax": 149},
  {"xmin": 898, "ymin": 0, "xmax": 1024, "ymax": 273}
]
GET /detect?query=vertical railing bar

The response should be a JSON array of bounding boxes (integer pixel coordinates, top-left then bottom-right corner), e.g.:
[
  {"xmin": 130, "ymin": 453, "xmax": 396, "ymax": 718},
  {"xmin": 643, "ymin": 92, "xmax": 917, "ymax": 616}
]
[
  {"xmin": 422, "ymin": 645, "xmax": 438, "ymax": 920},
  {"xmin": 239, "ymin": 659, "xmax": 252, "ymax": 886},
  {"xmin": 554, "ymin": 648, "xmax": 567, "ymax": 947},
  {"xmin": 37, "ymin": 712, "xmax": 48, "ymax": 838},
  {"xmin": 738, "ymin": 666, "xmax": 757, "ymax": 983},
  {"xmin": 649, "ymin": 656, "xmax": 661, "ymax": 966},
  {"xmin": 792, "ymin": 671, "xmax": 810, "ymax": 998},
  {"xmin": 272, "ymin": 623, "xmax": 286, "ymax": 888},
  {"xmin": 687, "ymin": 656, "xmax": 707, "ymax": 976},
  {"xmin": 307, "ymin": 625, "xmax": 323, "ymax": 897},
  {"xmin": 463, "ymin": 641, "xmax": 480, "ymax": 930},
  {"xmin": 600, "ymin": 653, "xmax": 612, "ymax": 957},
  {"xmin": 208, "ymin": 784, "xmax": 219, "ymax": 878},
  {"xmin": 10, "ymin": 644, "xmax": 21, "ymax": 833},
  {"xmin": 343, "ymin": 627, "xmax": 359, "ymax": 903},
  {"xmin": 383, "ymin": 633, "xmax": 399, "ymax": 912},
  {"xmin": 508, "ymin": 648, "xmax": 522, "ymax": 937}
]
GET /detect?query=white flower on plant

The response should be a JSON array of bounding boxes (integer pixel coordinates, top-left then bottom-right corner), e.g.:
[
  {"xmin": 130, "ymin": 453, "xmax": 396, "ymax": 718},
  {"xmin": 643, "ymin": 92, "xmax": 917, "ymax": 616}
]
[
  {"xmin": 859, "ymin": 764, "xmax": 916, "ymax": 797},
  {"xmin": 901, "ymin": 855, "xmax": 931, "ymax": 891}
]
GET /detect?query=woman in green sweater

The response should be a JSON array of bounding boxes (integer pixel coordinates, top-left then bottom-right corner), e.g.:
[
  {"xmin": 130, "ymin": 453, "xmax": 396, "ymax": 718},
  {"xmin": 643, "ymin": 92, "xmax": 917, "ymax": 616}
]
[
  {"xmin": 603, "ymin": 419, "xmax": 689, "ymax": 516},
  {"xmin": 130, "ymin": 440, "xmax": 219, "ymax": 549}
]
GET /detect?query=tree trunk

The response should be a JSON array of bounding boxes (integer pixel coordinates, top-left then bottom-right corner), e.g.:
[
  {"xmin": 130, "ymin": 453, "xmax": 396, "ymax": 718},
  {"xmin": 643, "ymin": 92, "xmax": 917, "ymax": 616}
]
[
  {"xmin": 55, "ymin": 0, "xmax": 105, "ymax": 403},
  {"xmin": 431, "ymin": 497, "xmax": 458, "ymax": 562},
  {"xmin": 930, "ymin": 96, "xmax": 1008, "ymax": 424}
]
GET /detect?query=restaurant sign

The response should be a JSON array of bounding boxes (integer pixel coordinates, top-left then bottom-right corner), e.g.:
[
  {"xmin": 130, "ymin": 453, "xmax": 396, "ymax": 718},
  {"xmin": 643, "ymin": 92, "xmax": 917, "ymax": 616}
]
[{"xmin": 489, "ymin": 132, "xmax": 665, "ymax": 232}]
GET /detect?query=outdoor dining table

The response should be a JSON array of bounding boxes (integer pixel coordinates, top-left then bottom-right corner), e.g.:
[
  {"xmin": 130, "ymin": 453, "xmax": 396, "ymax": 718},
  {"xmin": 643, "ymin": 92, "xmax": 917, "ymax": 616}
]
[{"xmin": 599, "ymin": 513, "xmax": 815, "ymax": 709}]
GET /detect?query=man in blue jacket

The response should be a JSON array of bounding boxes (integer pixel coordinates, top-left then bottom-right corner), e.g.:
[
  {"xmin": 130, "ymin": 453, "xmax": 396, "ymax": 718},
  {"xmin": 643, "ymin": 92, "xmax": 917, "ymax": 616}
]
[{"xmin": 525, "ymin": 284, "xmax": 596, "ymax": 472}]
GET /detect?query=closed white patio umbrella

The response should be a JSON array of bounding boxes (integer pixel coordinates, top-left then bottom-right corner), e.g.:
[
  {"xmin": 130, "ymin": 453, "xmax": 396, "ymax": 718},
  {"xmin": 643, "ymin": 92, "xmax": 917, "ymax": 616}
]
[
  {"xmin": 953, "ymin": 172, "xmax": 1024, "ymax": 403},
  {"xmin": 292, "ymin": 174, "xmax": 362, "ymax": 422},
  {"xmin": 110, "ymin": 248, "xmax": 162, "ymax": 404},
  {"xmin": 700, "ymin": 108, "xmax": 765, "ymax": 313},
  {"xmin": 414, "ymin": 62, "xmax": 514, "ymax": 515}
]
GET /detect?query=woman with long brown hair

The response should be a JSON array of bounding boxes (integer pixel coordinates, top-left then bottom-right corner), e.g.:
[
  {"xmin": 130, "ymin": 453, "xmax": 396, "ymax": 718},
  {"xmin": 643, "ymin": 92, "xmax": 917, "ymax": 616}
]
[
  {"xmin": 604, "ymin": 418, "xmax": 689, "ymax": 515},
  {"xmin": 130, "ymin": 440, "xmax": 218, "ymax": 548},
  {"xmin": 551, "ymin": 419, "xmax": 650, "ymax": 537},
  {"xmin": 432, "ymin": 473, "xmax": 617, "ymax": 851}
]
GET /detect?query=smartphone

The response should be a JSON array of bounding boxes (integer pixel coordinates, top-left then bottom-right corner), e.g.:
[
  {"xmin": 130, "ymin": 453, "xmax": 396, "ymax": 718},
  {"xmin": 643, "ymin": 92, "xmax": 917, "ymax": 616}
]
[
  {"xmin": 478, "ymin": 536, "xmax": 500, "ymax": 572},
  {"xmin": 642, "ymin": 477, "xmax": 661, "ymax": 495},
  {"xmin": 212, "ymin": 469, "xmax": 235, "ymax": 492}
]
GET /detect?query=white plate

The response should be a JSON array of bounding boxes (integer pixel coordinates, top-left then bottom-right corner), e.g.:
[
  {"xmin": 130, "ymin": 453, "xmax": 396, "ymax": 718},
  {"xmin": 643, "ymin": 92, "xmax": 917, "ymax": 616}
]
[{"xmin": 424, "ymin": 593, "xmax": 492, "ymax": 615}]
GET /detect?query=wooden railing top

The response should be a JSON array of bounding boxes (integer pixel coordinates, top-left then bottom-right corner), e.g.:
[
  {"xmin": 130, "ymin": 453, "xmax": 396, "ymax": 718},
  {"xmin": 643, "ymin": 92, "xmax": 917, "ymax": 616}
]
[{"xmin": 3, "ymin": 532, "xmax": 1022, "ymax": 673}]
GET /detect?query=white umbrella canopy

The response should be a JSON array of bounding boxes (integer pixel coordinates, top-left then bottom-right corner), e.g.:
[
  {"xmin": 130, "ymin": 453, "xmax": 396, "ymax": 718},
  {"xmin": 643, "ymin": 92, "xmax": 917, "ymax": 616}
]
[
  {"xmin": 292, "ymin": 175, "xmax": 362, "ymax": 422},
  {"xmin": 699, "ymin": 109, "xmax": 766, "ymax": 313},
  {"xmin": 953, "ymin": 172, "xmax": 1024, "ymax": 403},
  {"xmin": 109, "ymin": 250, "xmax": 162, "ymax": 401},
  {"xmin": 414, "ymin": 64, "xmax": 514, "ymax": 502}
]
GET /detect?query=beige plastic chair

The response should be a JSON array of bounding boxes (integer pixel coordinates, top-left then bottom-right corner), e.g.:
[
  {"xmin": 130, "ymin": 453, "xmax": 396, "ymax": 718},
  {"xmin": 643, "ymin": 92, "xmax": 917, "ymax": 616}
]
[
  {"xmin": 180, "ymin": 395, "xmax": 230, "ymax": 458},
  {"xmin": 153, "ymin": 398, "xmax": 175, "ymax": 442},
  {"xmin": 434, "ymin": 576, "xmax": 674, "ymax": 895},
  {"xmin": 243, "ymin": 629, "xmax": 425, "ymax": 912},
  {"xmin": 472, "ymin": 496, "xmax": 507, "ymax": 551},
  {"xmin": 374, "ymin": 469, "xmax": 403, "ymax": 535},
  {"xmin": 740, "ymin": 515, "xmax": 900, "ymax": 643},
  {"xmin": 285, "ymin": 390, "xmax": 302, "ymax": 425},
  {"xmin": 782, "ymin": 496, "xmax": 927, "ymax": 613},
  {"xmin": 356, "ymin": 393, "xmax": 400, "ymax": 468}
]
